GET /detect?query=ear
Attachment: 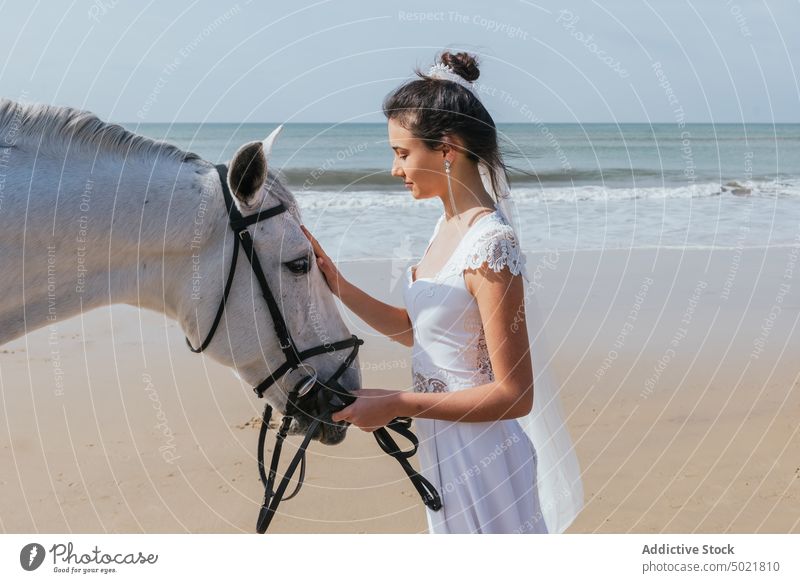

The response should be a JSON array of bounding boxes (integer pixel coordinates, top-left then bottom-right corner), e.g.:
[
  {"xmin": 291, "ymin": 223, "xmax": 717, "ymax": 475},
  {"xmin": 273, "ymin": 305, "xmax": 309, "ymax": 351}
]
[
  {"xmin": 261, "ymin": 123, "xmax": 283, "ymax": 160},
  {"xmin": 228, "ymin": 124, "xmax": 284, "ymax": 206},
  {"xmin": 440, "ymin": 133, "xmax": 461, "ymax": 162},
  {"xmin": 229, "ymin": 141, "xmax": 267, "ymax": 206}
]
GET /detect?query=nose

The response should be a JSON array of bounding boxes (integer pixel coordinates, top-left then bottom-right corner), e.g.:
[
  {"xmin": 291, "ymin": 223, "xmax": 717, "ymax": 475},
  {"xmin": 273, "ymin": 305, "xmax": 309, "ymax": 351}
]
[{"xmin": 391, "ymin": 161, "xmax": 404, "ymax": 178}]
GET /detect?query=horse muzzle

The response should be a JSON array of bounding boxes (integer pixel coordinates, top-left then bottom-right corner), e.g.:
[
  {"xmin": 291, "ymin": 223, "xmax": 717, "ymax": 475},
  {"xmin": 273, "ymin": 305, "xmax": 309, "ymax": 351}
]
[{"xmin": 287, "ymin": 368, "xmax": 358, "ymax": 445}]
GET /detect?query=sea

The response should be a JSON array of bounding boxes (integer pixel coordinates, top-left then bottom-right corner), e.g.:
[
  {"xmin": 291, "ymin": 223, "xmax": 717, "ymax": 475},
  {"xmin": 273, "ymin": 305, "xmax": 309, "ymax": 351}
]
[{"xmin": 128, "ymin": 122, "xmax": 800, "ymax": 261}]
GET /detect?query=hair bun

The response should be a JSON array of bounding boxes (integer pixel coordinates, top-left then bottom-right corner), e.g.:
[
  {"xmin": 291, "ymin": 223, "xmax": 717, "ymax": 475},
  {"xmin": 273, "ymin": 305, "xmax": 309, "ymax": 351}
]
[{"xmin": 439, "ymin": 51, "xmax": 480, "ymax": 83}]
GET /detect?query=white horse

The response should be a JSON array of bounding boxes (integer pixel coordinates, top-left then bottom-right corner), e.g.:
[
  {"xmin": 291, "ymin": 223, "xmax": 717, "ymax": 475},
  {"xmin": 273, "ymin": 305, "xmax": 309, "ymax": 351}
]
[{"xmin": 0, "ymin": 98, "xmax": 361, "ymax": 445}]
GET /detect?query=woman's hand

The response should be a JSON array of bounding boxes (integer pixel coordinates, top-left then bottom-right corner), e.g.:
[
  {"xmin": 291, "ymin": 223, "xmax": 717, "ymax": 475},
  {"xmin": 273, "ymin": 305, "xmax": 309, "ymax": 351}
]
[
  {"xmin": 331, "ymin": 389, "xmax": 403, "ymax": 432},
  {"xmin": 300, "ymin": 224, "xmax": 346, "ymax": 297}
]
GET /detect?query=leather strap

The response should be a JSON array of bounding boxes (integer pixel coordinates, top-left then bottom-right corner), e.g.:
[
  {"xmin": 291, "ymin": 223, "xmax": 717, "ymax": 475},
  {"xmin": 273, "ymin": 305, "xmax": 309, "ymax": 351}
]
[
  {"xmin": 256, "ymin": 405, "xmax": 318, "ymax": 534},
  {"xmin": 184, "ymin": 163, "xmax": 442, "ymax": 532},
  {"xmin": 374, "ymin": 419, "xmax": 442, "ymax": 511},
  {"xmin": 237, "ymin": 228, "xmax": 300, "ymax": 367}
]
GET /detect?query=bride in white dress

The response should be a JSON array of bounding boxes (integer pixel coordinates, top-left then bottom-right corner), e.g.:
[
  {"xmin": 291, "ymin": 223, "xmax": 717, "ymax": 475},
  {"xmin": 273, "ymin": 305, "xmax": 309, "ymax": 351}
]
[{"xmin": 302, "ymin": 51, "xmax": 583, "ymax": 534}]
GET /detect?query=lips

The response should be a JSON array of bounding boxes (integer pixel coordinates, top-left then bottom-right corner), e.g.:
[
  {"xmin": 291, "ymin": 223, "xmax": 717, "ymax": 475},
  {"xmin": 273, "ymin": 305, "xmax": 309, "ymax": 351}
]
[
  {"xmin": 290, "ymin": 406, "xmax": 349, "ymax": 445},
  {"xmin": 317, "ymin": 416, "xmax": 348, "ymax": 445}
]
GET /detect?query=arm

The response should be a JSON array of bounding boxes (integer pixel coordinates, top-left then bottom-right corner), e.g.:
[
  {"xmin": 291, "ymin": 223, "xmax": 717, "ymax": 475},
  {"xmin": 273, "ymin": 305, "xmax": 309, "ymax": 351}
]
[
  {"xmin": 336, "ymin": 260, "xmax": 535, "ymax": 430},
  {"xmin": 301, "ymin": 225, "xmax": 414, "ymax": 347},
  {"xmin": 338, "ymin": 279, "xmax": 414, "ymax": 347},
  {"xmin": 391, "ymin": 262, "xmax": 534, "ymax": 422}
]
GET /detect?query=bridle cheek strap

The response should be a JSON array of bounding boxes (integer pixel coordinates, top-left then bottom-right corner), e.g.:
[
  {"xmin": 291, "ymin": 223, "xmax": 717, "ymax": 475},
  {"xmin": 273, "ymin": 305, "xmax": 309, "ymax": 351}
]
[
  {"xmin": 185, "ymin": 164, "xmax": 363, "ymax": 390},
  {"xmin": 185, "ymin": 164, "xmax": 441, "ymax": 534}
]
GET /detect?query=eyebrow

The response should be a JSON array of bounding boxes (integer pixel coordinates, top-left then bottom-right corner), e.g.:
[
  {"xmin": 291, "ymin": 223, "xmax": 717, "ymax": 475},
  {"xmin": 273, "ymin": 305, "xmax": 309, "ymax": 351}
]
[{"xmin": 391, "ymin": 145, "xmax": 408, "ymax": 152}]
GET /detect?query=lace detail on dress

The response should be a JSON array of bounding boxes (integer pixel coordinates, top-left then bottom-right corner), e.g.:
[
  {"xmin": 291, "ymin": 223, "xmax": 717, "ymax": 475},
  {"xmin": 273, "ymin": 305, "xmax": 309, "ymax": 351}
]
[
  {"xmin": 472, "ymin": 328, "xmax": 495, "ymax": 384},
  {"xmin": 462, "ymin": 314, "xmax": 495, "ymax": 386},
  {"xmin": 464, "ymin": 223, "xmax": 526, "ymax": 275},
  {"xmin": 412, "ymin": 365, "xmax": 469, "ymax": 393},
  {"xmin": 438, "ymin": 212, "xmax": 526, "ymax": 281},
  {"xmin": 412, "ymin": 370, "xmax": 449, "ymax": 393}
]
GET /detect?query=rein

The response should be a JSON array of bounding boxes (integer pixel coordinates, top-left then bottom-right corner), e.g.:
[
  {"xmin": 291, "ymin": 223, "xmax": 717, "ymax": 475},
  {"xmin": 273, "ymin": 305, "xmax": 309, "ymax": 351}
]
[{"xmin": 186, "ymin": 164, "xmax": 442, "ymax": 533}]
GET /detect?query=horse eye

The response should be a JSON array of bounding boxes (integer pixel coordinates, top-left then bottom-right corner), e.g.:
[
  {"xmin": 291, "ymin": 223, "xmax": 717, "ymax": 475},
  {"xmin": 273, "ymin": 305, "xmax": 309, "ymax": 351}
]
[{"xmin": 284, "ymin": 256, "xmax": 311, "ymax": 274}]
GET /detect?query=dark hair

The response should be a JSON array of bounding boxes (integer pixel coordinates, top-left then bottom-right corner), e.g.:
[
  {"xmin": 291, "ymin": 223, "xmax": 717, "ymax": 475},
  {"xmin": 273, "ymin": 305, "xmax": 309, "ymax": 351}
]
[{"xmin": 382, "ymin": 50, "xmax": 508, "ymax": 197}]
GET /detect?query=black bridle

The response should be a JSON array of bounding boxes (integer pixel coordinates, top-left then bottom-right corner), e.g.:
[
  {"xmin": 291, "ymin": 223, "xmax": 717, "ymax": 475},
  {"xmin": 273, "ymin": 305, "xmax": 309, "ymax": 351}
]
[{"xmin": 185, "ymin": 164, "xmax": 442, "ymax": 533}]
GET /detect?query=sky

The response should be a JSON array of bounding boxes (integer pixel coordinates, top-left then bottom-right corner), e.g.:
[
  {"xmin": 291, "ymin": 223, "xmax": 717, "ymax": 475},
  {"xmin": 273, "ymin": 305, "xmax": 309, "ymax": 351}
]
[{"xmin": 0, "ymin": 0, "xmax": 798, "ymax": 124}]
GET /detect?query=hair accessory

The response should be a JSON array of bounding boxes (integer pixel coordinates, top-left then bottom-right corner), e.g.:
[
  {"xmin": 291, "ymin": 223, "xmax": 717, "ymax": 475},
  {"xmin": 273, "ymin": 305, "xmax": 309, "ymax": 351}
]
[{"xmin": 426, "ymin": 63, "xmax": 483, "ymax": 102}]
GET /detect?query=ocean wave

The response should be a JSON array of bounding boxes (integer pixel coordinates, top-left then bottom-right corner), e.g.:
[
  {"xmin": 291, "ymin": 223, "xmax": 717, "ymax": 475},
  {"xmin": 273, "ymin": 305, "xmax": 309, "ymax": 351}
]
[
  {"xmin": 280, "ymin": 167, "xmax": 694, "ymax": 189},
  {"xmin": 290, "ymin": 178, "xmax": 800, "ymax": 209}
]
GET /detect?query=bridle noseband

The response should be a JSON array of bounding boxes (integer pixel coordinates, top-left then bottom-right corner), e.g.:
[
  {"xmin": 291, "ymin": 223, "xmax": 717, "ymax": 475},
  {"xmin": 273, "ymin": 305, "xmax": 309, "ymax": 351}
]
[{"xmin": 185, "ymin": 164, "xmax": 442, "ymax": 533}]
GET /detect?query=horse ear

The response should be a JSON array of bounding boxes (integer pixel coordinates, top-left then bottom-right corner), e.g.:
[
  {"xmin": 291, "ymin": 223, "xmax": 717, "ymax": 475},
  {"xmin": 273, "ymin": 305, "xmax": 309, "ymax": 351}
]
[
  {"xmin": 229, "ymin": 141, "xmax": 267, "ymax": 205},
  {"xmin": 228, "ymin": 124, "xmax": 284, "ymax": 206},
  {"xmin": 261, "ymin": 124, "xmax": 284, "ymax": 160}
]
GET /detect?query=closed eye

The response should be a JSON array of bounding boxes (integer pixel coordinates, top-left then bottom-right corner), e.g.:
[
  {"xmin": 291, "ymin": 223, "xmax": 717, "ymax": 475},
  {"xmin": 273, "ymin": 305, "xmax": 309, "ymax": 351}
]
[{"xmin": 284, "ymin": 254, "xmax": 311, "ymax": 275}]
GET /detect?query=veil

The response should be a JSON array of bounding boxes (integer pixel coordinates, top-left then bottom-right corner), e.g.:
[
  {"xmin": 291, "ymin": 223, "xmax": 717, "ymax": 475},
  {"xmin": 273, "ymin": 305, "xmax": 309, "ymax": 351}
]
[
  {"xmin": 427, "ymin": 61, "xmax": 584, "ymax": 533},
  {"xmin": 479, "ymin": 162, "xmax": 584, "ymax": 534}
]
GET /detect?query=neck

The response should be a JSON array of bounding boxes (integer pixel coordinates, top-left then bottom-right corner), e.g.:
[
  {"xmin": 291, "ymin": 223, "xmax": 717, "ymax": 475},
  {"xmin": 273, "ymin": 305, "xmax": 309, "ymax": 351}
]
[
  {"xmin": 442, "ymin": 162, "xmax": 496, "ymax": 220},
  {"xmin": 0, "ymin": 150, "xmax": 228, "ymax": 346}
]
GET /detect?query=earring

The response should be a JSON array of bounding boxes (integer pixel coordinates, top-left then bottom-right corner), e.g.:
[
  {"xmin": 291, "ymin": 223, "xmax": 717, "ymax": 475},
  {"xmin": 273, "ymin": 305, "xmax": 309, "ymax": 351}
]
[{"xmin": 445, "ymin": 159, "xmax": 459, "ymax": 220}]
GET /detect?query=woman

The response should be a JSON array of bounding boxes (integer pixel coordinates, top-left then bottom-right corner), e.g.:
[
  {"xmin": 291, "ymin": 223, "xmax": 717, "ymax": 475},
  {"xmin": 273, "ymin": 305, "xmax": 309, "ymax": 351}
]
[{"xmin": 301, "ymin": 51, "xmax": 583, "ymax": 534}]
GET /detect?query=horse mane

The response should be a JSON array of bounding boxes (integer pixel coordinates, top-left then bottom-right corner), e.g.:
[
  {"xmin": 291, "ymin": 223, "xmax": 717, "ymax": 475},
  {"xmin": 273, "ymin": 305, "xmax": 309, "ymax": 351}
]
[
  {"xmin": 0, "ymin": 98, "xmax": 202, "ymax": 164},
  {"xmin": 0, "ymin": 98, "xmax": 301, "ymax": 220}
]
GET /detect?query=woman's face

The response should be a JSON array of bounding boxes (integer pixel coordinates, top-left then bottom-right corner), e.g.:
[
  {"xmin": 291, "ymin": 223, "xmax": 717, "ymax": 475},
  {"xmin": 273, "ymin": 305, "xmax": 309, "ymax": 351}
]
[{"xmin": 387, "ymin": 118, "xmax": 448, "ymax": 200}]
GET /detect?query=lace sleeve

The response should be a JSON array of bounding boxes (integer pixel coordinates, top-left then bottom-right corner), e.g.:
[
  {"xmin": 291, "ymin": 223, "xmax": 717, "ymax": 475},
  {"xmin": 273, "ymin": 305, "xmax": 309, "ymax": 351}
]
[{"xmin": 462, "ymin": 223, "xmax": 526, "ymax": 276}]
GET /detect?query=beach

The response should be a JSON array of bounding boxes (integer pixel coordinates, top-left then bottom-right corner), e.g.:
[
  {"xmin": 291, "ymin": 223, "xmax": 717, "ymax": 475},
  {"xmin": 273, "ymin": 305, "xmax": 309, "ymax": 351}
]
[{"xmin": 1, "ymin": 246, "xmax": 797, "ymax": 533}]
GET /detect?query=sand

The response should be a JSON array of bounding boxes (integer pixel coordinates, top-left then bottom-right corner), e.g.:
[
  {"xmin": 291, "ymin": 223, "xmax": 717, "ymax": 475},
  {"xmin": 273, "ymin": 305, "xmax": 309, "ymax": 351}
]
[{"xmin": 1, "ymin": 246, "xmax": 798, "ymax": 533}]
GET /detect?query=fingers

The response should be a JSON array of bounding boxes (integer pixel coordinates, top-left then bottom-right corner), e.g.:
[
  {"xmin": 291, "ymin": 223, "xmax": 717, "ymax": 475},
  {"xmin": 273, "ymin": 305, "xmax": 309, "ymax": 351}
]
[
  {"xmin": 331, "ymin": 391, "xmax": 358, "ymax": 423},
  {"xmin": 331, "ymin": 404, "xmax": 351, "ymax": 423},
  {"xmin": 300, "ymin": 225, "xmax": 331, "ymax": 266},
  {"xmin": 300, "ymin": 224, "xmax": 321, "ymax": 250}
]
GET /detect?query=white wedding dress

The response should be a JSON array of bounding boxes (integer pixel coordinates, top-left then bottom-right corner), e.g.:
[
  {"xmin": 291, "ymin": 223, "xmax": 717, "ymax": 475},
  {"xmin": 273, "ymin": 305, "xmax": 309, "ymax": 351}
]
[{"xmin": 403, "ymin": 208, "xmax": 549, "ymax": 534}]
